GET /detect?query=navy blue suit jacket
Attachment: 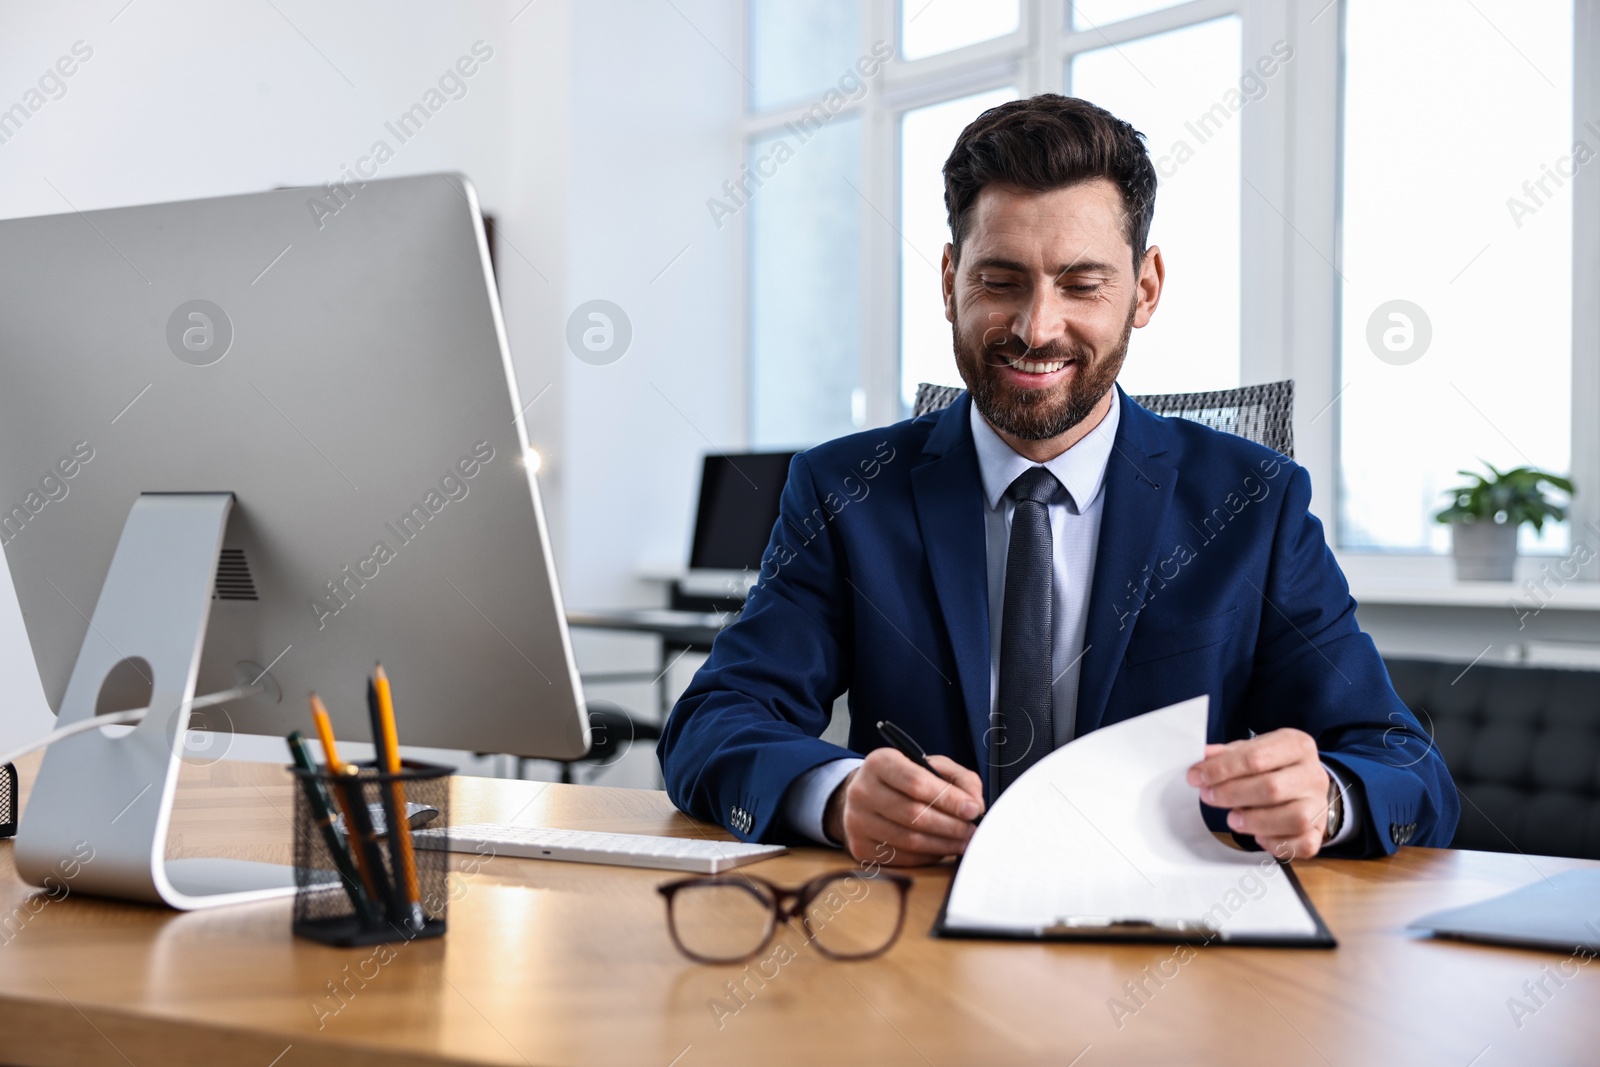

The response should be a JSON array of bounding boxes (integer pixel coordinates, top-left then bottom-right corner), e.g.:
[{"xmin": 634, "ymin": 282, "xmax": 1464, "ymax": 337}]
[{"xmin": 657, "ymin": 390, "xmax": 1460, "ymax": 857}]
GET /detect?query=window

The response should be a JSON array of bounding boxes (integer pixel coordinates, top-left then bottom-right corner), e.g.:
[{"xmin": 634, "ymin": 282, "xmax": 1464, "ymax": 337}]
[
  {"xmin": 739, "ymin": 0, "xmax": 1600, "ymax": 569},
  {"xmin": 747, "ymin": 118, "xmax": 864, "ymax": 449},
  {"xmin": 1069, "ymin": 16, "xmax": 1243, "ymax": 396},
  {"xmin": 898, "ymin": 87, "xmax": 1018, "ymax": 410},
  {"xmin": 743, "ymin": 2, "xmax": 1269, "ymax": 447},
  {"xmin": 1338, "ymin": 0, "xmax": 1575, "ymax": 554},
  {"xmin": 744, "ymin": 1, "xmax": 870, "ymax": 449},
  {"xmin": 900, "ymin": 0, "xmax": 1020, "ymax": 61},
  {"xmin": 747, "ymin": 1, "xmax": 860, "ymax": 110}
]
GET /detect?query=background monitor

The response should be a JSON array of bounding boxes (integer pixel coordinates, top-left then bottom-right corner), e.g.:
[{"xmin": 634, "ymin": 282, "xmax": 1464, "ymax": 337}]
[
  {"xmin": 688, "ymin": 452, "xmax": 795, "ymax": 572},
  {"xmin": 0, "ymin": 173, "xmax": 588, "ymax": 761}
]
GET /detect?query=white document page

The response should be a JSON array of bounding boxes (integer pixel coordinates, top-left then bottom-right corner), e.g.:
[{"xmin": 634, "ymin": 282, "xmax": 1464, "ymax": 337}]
[{"xmin": 944, "ymin": 696, "xmax": 1319, "ymax": 938}]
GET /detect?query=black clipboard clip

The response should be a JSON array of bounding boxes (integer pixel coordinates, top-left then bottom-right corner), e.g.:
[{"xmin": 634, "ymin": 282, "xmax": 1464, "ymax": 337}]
[{"xmin": 1039, "ymin": 917, "xmax": 1220, "ymax": 939}]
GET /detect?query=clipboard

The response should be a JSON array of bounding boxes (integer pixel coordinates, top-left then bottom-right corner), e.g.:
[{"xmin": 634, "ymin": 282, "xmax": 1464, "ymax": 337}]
[{"xmin": 931, "ymin": 858, "xmax": 1337, "ymax": 948}]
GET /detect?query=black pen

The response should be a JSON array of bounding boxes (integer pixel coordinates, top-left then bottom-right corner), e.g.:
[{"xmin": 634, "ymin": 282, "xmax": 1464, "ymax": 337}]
[
  {"xmin": 332, "ymin": 763, "xmax": 406, "ymax": 928},
  {"xmin": 285, "ymin": 731, "xmax": 380, "ymax": 926},
  {"xmin": 876, "ymin": 720, "xmax": 982, "ymax": 825}
]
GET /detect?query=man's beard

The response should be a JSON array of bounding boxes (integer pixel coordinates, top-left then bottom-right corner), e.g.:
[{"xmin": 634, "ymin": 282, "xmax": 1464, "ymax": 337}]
[{"xmin": 952, "ymin": 302, "xmax": 1135, "ymax": 441}]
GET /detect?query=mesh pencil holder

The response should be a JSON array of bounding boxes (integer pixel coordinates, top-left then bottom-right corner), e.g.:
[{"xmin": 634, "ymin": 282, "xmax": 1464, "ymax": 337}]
[
  {"xmin": 1, "ymin": 762, "xmax": 16, "ymax": 839},
  {"xmin": 290, "ymin": 759, "xmax": 453, "ymax": 947}
]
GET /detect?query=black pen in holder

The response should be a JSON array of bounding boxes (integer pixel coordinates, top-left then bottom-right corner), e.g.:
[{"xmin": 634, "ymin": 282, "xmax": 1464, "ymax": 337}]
[{"xmin": 289, "ymin": 759, "xmax": 453, "ymax": 947}]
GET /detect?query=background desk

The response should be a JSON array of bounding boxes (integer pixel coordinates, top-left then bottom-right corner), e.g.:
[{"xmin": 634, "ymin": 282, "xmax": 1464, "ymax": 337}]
[
  {"xmin": 566, "ymin": 605, "xmax": 733, "ymax": 722},
  {"xmin": 0, "ymin": 755, "xmax": 1596, "ymax": 1067}
]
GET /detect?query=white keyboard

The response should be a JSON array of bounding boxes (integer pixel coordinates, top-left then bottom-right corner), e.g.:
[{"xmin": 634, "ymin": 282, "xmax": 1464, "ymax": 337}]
[{"xmin": 413, "ymin": 824, "xmax": 787, "ymax": 874}]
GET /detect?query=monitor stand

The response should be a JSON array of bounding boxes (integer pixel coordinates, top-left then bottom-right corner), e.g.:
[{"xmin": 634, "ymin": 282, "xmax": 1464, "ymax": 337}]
[{"xmin": 14, "ymin": 493, "xmax": 297, "ymax": 909}]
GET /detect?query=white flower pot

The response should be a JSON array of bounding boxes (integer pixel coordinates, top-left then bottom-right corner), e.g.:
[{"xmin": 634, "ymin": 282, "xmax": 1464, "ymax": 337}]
[{"xmin": 1450, "ymin": 520, "xmax": 1518, "ymax": 581}]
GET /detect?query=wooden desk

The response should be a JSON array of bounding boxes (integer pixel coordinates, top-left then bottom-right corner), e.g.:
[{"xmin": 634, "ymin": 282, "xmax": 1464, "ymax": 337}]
[{"xmin": 0, "ymin": 754, "xmax": 1595, "ymax": 1067}]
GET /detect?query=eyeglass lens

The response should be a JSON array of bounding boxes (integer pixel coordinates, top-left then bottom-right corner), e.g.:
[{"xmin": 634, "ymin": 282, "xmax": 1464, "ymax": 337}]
[
  {"xmin": 801, "ymin": 872, "xmax": 904, "ymax": 958},
  {"xmin": 670, "ymin": 881, "xmax": 776, "ymax": 962}
]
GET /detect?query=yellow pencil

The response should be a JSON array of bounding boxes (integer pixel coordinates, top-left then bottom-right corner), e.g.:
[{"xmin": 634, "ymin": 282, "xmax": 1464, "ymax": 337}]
[
  {"xmin": 373, "ymin": 664, "xmax": 421, "ymax": 909},
  {"xmin": 310, "ymin": 693, "xmax": 346, "ymax": 771}
]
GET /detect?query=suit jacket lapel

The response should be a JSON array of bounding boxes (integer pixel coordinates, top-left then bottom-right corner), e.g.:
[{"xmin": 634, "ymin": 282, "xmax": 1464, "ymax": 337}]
[
  {"xmin": 1077, "ymin": 389, "xmax": 1178, "ymax": 736},
  {"xmin": 910, "ymin": 396, "xmax": 992, "ymax": 771}
]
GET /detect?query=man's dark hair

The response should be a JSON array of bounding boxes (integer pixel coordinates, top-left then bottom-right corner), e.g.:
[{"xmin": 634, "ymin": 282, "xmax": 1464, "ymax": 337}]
[{"xmin": 943, "ymin": 93, "xmax": 1157, "ymax": 269}]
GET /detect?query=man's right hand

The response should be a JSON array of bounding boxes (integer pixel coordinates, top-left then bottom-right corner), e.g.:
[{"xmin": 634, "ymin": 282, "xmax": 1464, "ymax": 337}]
[{"xmin": 823, "ymin": 747, "xmax": 985, "ymax": 865}]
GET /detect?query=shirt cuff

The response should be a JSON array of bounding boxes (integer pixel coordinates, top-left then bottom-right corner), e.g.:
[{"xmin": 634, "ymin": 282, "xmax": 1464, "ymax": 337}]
[
  {"xmin": 781, "ymin": 757, "xmax": 864, "ymax": 845},
  {"xmin": 1322, "ymin": 760, "xmax": 1363, "ymax": 848}
]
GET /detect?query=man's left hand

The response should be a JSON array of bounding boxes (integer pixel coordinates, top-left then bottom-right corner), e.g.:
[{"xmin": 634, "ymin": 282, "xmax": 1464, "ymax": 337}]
[{"xmin": 1186, "ymin": 728, "xmax": 1330, "ymax": 861}]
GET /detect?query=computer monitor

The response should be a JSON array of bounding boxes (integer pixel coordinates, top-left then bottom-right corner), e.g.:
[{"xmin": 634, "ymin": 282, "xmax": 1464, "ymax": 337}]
[
  {"xmin": 0, "ymin": 173, "xmax": 588, "ymax": 908},
  {"xmin": 688, "ymin": 453, "xmax": 796, "ymax": 572}
]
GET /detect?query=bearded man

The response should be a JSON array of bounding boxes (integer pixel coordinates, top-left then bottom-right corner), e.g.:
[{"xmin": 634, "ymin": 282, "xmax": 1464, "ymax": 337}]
[{"xmin": 658, "ymin": 94, "xmax": 1458, "ymax": 864}]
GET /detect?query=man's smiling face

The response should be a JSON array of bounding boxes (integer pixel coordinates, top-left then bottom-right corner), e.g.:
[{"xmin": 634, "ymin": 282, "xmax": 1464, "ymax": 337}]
[{"xmin": 942, "ymin": 178, "xmax": 1162, "ymax": 447}]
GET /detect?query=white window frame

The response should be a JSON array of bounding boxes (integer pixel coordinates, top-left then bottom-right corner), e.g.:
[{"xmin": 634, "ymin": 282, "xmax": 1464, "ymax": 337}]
[{"xmin": 1574, "ymin": 1, "xmax": 1600, "ymax": 578}]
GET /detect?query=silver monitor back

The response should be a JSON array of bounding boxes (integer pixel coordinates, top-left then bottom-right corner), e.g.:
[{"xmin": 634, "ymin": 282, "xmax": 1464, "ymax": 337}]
[{"xmin": 0, "ymin": 173, "xmax": 588, "ymax": 761}]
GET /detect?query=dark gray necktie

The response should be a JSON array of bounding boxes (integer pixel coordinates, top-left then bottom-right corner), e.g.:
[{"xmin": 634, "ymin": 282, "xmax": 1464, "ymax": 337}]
[{"xmin": 993, "ymin": 466, "xmax": 1056, "ymax": 800}]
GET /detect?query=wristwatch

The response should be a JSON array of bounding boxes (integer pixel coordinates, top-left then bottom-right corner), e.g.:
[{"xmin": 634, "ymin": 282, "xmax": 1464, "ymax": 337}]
[{"xmin": 1323, "ymin": 773, "xmax": 1344, "ymax": 843}]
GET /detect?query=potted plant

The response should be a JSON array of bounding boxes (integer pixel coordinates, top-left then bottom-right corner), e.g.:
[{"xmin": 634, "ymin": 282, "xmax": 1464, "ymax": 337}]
[{"xmin": 1434, "ymin": 462, "xmax": 1573, "ymax": 581}]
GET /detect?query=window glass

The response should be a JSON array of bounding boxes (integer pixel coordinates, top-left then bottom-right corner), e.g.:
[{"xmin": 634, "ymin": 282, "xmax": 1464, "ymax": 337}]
[
  {"xmin": 899, "ymin": 87, "xmax": 1019, "ymax": 408},
  {"xmin": 1339, "ymin": 0, "xmax": 1572, "ymax": 552},
  {"xmin": 901, "ymin": 0, "xmax": 1019, "ymax": 61},
  {"xmin": 1070, "ymin": 16, "xmax": 1243, "ymax": 396},
  {"xmin": 749, "ymin": 0, "xmax": 860, "ymax": 110},
  {"xmin": 748, "ymin": 117, "xmax": 863, "ymax": 448}
]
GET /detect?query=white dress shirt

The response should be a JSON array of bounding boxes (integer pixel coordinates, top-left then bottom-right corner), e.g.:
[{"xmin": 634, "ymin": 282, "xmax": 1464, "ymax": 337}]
[
  {"xmin": 971, "ymin": 392, "xmax": 1118, "ymax": 748},
  {"xmin": 780, "ymin": 394, "xmax": 1360, "ymax": 849}
]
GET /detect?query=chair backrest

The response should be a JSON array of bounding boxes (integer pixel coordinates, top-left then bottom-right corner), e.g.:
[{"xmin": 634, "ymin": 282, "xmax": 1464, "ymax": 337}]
[
  {"xmin": 911, "ymin": 383, "xmax": 966, "ymax": 418},
  {"xmin": 911, "ymin": 380, "xmax": 1295, "ymax": 459}
]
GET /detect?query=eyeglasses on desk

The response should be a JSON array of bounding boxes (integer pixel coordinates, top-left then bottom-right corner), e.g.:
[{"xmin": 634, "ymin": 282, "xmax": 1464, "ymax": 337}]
[{"xmin": 658, "ymin": 868, "xmax": 913, "ymax": 963}]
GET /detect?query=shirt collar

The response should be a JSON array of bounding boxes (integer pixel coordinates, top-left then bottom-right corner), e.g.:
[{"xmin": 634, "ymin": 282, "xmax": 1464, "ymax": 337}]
[{"xmin": 969, "ymin": 387, "xmax": 1121, "ymax": 514}]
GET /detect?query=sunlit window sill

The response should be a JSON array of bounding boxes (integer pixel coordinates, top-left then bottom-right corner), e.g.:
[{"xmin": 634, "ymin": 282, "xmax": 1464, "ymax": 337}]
[{"xmin": 1337, "ymin": 551, "xmax": 1600, "ymax": 611}]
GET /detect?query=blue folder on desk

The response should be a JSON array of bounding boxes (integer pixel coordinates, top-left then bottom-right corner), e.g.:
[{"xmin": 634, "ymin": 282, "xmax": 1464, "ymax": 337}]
[{"xmin": 1410, "ymin": 869, "xmax": 1600, "ymax": 953}]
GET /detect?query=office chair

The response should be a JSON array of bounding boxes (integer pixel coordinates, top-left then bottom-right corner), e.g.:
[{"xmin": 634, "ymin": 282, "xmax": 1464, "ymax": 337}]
[
  {"xmin": 520, "ymin": 700, "xmax": 663, "ymax": 786},
  {"xmin": 912, "ymin": 380, "xmax": 1296, "ymax": 459}
]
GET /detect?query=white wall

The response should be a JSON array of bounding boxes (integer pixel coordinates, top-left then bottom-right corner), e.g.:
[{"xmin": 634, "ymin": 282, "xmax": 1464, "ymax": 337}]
[
  {"xmin": 553, "ymin": 0, "xmax": 745, "ymax": 786},
  {"xmin": 561, "ymin": 0, "xmax": 744, "ymax": 609},
  {"xmin": 0, "ymin": 0, "xmax": 744, "ymax": 781}
]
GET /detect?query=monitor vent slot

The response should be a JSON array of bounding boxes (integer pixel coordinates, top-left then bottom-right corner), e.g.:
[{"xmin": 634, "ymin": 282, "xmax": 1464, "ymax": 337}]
[{"xmin": 214, "ymin": 548, "xmax": 258, "ymax": 601}]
